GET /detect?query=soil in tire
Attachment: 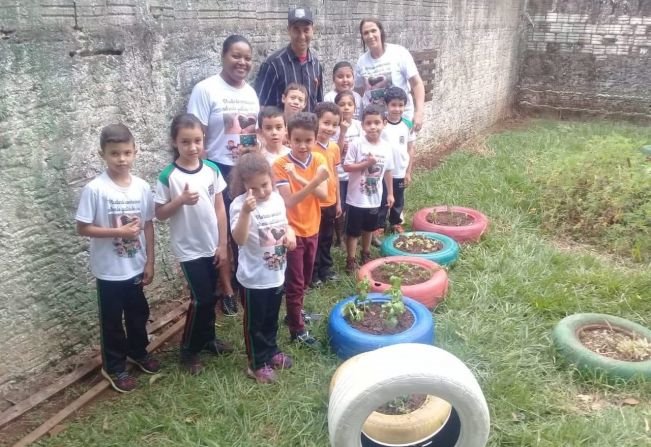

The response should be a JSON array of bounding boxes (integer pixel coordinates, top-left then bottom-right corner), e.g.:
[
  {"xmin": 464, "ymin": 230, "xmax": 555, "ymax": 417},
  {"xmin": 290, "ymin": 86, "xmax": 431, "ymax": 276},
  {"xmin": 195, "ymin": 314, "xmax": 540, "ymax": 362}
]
[
  {"xmin": 578, "ymin": 325, "xmax": 651, "ymax": 362},
  {"xmin": 374, "ymin": 262, "xmax": 435, "ymax": 286},
  {"xmin": 376, "ymin": 394, "xmax": 428, "ymax": 415},
  {"xmin": 394, "ymin": 235, "xmax": 443, "ymax": 254},
  {"xmin": 426, "ymin": 211, "xmax": 474, "ymax": 226},
  {"xmin": 346, "ymin": 303, "xmax": 414, "ymax": 335}
]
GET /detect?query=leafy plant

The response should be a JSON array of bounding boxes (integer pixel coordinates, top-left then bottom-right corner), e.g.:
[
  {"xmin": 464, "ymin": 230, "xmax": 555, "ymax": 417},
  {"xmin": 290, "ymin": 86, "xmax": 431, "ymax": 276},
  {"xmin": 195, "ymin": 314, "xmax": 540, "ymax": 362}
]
[
  {"xmin": 381, "ymin": 276, "xmax": 406, "ymax": 328},
  {"xmin": 343, "ymin": 278, "xmax": 372, "ymax": 322}
]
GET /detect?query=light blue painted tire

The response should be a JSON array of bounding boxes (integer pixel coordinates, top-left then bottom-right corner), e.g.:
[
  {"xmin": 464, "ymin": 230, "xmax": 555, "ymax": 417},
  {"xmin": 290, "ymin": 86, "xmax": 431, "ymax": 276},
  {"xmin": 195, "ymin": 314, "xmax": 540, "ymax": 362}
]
[
  {"xmin": 328, "ymin": 293, "xmax": 435, "ymax": 360},
  {"xmin": 380, "ymin": 231, "xmax": 460, "ymax": 266}
]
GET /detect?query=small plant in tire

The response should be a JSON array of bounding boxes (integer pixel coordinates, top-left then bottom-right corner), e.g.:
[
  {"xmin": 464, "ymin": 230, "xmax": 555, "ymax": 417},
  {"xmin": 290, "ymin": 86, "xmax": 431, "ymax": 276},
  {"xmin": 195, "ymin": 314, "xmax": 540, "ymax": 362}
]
[
  {"xmin": 344, "ymin": 276, "xmax": 406, "ymax": 329},
  {"xmin": 343, "ymin": 278, "xmax": 372, "ymax": 322}
]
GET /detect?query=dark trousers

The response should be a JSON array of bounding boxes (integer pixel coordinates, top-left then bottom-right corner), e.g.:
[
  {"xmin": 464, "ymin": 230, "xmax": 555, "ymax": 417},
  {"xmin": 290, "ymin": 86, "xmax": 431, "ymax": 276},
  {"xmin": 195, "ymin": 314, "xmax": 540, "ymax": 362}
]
[
  {"xmin": 180, "ymin": 257, "xmax": 218, "ymax": 356},
  {"xmin": 285, "ymin": 234, "xmax": 318, "ymax": 335},
  {"xmin": 378, "ymin": 177, "xmax": 407, "ymax": 229},
  {"xmin": 314, "ymin": 204, "xmax": 337, "ymax": 280},
  {"xmin": 96, "ymin": 275, "xmax": 150, "ymax": 374},
  {"xmin": 214, "ymin": 161, "xmax": 239, "ymax": 287},
  {"xmin": 241, "ymin": 285, "xmax": 284, "ymax": 369}
]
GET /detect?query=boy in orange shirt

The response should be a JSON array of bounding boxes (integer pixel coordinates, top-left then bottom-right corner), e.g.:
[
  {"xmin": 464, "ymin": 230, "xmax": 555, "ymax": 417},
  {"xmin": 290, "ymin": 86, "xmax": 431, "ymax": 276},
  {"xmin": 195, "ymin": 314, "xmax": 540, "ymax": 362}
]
[
  {"xmin": 272, "ymin": 112, "xmax": 329, "ymax": 347},
  {"xmin": 311, "ymin": 102, "xmax": 342, "ymax": 286}
]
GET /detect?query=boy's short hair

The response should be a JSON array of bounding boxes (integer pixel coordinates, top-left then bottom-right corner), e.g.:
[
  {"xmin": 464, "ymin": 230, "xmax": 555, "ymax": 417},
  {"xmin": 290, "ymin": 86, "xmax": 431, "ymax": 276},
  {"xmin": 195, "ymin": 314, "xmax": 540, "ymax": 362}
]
[
  {"xmin": 384, "ymin": 86, "xmax": 408, "ymax": 105},
  {"xmin": 287, "ymin": 112, "xmax": 318, "ymax": 137},
  {"xmin": 283, "ymin": 82, "xmax": 308, "ymax": 97},
  {"xmin": 99, "ymin": 123, "xmax": 134, "ymax": 150},
  {"xmin": 258, "ymin": 106, "xmax": 286, "ymax": 125},
  {"xmin": 314, "ymin": 102, "xmax": 341, "ymax": 120},
  {"xmin": 361, "ymin": 104, "xmax": 386, "ymax": 122}
]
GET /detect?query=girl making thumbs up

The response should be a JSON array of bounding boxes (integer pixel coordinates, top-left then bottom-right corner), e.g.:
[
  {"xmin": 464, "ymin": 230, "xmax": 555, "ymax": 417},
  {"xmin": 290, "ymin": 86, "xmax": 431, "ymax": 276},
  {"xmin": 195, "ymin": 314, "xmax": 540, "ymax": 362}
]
[
  {"xmin": 154, "ymin": 113, "xmax": 234, "ymax": 375},
  {"xmin": 230, "ymin": 152, "xmax": 296, "ymax": 384}
]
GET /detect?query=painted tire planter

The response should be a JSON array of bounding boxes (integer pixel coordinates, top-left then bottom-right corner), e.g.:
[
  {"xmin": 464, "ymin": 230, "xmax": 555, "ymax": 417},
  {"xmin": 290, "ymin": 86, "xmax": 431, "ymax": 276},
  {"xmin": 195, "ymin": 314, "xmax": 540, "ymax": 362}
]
[
  {"xmin": 328, "ymin": 293, "xmax": 435, "ymax": 360},
  {"xmin": 380, "ymin": 231, "xmax": 459, "ymax": 267},
  {"xmin": 328, "ymin": 343, "xmax": 490, "ymax": 447},
  {"xmin": 412, "ymin": 206, "xmax": 488, "ymax": 243},
  {"xmin": 358, "ymin": 256, "xmax": 449, "ymax": 309},
  {"xmin": 330, "ymin": 352, "xmax": 452, "ymax": 446},
  {"xmin": 552, "ymin": 313, "xmax": 651, "ymax": 381}
]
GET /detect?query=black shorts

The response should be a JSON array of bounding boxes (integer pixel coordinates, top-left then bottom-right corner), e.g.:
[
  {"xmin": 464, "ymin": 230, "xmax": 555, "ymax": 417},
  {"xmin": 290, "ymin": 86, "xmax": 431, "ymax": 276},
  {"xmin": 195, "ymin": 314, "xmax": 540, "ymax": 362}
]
[{"xmin": 345, "ymin": 205, "xmax": 380, "ymax": 237}]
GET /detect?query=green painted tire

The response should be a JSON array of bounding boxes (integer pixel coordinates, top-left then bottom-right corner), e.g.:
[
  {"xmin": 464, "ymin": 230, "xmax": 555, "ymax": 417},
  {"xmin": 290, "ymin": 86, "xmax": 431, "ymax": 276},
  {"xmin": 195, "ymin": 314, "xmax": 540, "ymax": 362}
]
[{"xmin": 552, "ymin": 313, "xmax": 651, "ymax": 381}]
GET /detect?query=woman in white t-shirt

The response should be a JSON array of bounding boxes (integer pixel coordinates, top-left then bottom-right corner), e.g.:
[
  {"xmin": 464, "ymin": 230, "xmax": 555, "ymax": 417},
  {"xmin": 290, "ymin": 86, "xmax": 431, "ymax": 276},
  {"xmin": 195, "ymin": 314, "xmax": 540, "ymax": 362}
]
[
  {"xmin": 354, "ymin": 19, "xmax": 426, "ymax": 131},
  {"xmin": 187, "ymin": 34, "xmax": 260, "ymax": 316}
]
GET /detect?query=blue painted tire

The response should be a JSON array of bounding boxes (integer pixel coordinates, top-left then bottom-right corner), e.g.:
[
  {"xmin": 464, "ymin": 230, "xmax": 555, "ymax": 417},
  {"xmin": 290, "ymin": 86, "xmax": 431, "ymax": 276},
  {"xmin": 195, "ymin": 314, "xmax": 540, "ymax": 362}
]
[
  {"xmin": 328, "ymin": 293, "xmax": 435, "ymax": 360},
  {"xmin": 380, "ymin": 231, "xmax": 460, "ymax": 266}
]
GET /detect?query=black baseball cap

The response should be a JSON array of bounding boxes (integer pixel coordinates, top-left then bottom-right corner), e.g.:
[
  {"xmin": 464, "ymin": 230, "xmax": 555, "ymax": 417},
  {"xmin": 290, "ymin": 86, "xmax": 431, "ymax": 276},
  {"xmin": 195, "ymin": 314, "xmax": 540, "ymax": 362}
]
[{"xmin": 288, "ymin": 7, "xmax": 313, "ymax": 25}]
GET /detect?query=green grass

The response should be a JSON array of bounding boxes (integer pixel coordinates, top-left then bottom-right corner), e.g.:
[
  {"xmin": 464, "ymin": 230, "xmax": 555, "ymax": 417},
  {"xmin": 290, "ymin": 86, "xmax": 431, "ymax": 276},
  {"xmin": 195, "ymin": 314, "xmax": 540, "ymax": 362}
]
[{"xmin": 39, "ymin": 119, "xmax": 651, "ymax": 447}]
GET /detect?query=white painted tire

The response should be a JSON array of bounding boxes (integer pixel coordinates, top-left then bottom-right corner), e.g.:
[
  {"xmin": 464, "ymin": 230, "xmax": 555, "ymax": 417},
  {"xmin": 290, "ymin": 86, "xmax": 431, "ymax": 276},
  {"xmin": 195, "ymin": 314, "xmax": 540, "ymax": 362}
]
[{"xmin": 328, "ymin": 343, "xmax": 490, "ymax": 447}]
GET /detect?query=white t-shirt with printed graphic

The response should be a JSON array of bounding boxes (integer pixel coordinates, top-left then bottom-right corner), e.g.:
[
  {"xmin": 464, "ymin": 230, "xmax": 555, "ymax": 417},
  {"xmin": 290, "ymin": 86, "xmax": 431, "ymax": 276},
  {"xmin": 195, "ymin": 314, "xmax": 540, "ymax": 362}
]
[
  {"xmin": 187, "ymin": 75, "xmax": 260, "ymax": 166},
  {"xmin": 262, "ymin": 145, "xmax": 290, "ymax": 167},
  {"xmin": 230, "ymin": 191, "xmax": 289, "ymax": 289},
  {"xmin": 332, "ymin": 119, "xmax": 363, "ymax": 181},
  {"xmin": 154, "ymin": 160, "xmax": 227, "ymax": 262},
  {"xmin": 355, "ymin": 44, "xmax": 419, "ymax": 120},
  {"xmin": 324, "ymin": 90, "xmax": 363, "ymax": 121},
  {"xmin": 382, "ymin": 117, "xmax": 416, "ymax": 179},
  {"xmin": 75, "ymin": 172, "xmax": 154, "ymax": 281},
  {"xmin": 344, "ymin": 136, "xmax": 394, "ymax": 209}
]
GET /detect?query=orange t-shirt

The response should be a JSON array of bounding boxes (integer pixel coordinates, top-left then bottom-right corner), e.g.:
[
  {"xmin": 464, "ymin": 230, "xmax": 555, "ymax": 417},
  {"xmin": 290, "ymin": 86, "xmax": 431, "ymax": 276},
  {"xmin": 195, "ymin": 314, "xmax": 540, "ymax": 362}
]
[
  {"xmin": 272, "ymin": 151, "xmax": 327, "ymax": 237},
  {"xmin": 311, "ymin": 140, "xmax": 340, "ymax": 207}
]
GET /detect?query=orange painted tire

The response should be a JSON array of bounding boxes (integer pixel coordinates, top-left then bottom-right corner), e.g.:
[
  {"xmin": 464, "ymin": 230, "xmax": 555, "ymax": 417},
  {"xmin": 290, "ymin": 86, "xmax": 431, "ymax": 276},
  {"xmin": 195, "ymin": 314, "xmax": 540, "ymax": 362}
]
[
  {"xmin": 358, "ymin": 256, "xmax": 449, "ymax": 309},
  {"xmin": 412, "ymin": 206, "xmax": 488, "ymax": 243}
]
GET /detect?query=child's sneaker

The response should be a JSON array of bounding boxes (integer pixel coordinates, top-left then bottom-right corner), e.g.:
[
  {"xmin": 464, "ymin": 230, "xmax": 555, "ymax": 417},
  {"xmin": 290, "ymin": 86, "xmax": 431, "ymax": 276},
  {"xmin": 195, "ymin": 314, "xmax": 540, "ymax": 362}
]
[
  {"xmin": 247, "ymin": 365, "xmax": 277, "ymax": 384},
  {"xmin": 127, "ymin": 354, "xmax": 161, "ymax": 374},
  {"xmin": 203, "ymin": 338, "xmax": 234, "ymax": 355},
  {"xmin": 390, "ymin": 224, "xmax": 405, "ymax": 234},
  {"xmin": 291, "ymin": 330, "xmax": 320, "ymax": 349},
  {"xmin": 181, "ymin": 353, "xmax": 204, "ymax": 375},
  {"xmin": 270, "ymin": 352, "xmax": 293, "ymax": 370},
  {"xmin": 345, "ymin": 257, "xmax": 359, "ymax": 275},
  {"xmin": 220, "ymin": 294, "xmax": 239, "ymax": 316},
  {"xmin": 101, "ymin": 369, "xmax": 137, "ymax": 393},
  {"xmin": 360, "ymin": 251, "xmax": 373, "ymax": 266}
]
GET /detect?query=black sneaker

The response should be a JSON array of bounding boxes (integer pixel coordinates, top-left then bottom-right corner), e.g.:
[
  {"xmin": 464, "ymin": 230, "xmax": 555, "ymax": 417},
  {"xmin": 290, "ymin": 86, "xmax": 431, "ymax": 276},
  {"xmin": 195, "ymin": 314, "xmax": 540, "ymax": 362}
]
[
  {"xmin": 180, "ymin": 353, "xmax": 204, "ymax": 375},
  {"xmin": 221, "ymin": 294, "xmax": 239, "ymax": 316},
  {"xmin": 323, "ymin": 271, "xmax": 339, "ymax": 282},
  {"xmin": 291, "ymin": 330, "xmax": 320, "ymax": 349},
  {"xmin": 101, "ymin": 369, "xmax": 137, "ymax": 393},
  {"xmin": 203, "ymin": 338, "xmax": 234, "ymax": 355},
  {"xmin": 127, "ymin": 354, "xmax": 161, "ymax": 374},
  {"xmin": 310, "ymin": 278, "xmax": 324, "ymax": 288}
]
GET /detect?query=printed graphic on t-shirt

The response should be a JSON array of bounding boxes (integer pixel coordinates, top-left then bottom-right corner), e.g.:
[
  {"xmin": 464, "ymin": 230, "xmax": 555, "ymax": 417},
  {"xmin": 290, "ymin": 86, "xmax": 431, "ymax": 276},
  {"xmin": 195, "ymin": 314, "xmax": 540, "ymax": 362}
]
[
  {"xmin": 223, "ymin": 108, "xmax": 258, "ymax": 162},
  {"xmin": 361, "ymin": 63, "xmax": 393, "ymax": 107},
  {"xmin": 360, "ymin": 156, "xmax": 385, "ymax": 196},
  {"xmin": 107, "ymin": 199, "xmax": 142, "ymax": 258},
  {"xmin": 256, "ymin": 211, "xmax": 287, "ymax": 271}
]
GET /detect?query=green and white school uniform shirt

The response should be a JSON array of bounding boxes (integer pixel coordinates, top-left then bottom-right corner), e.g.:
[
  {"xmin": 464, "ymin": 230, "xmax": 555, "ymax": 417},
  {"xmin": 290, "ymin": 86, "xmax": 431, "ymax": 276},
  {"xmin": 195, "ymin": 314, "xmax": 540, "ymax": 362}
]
[
  {"xmin": 154, "ymin": 160, "xmax": 227, "ymax": 262},
  {"xmin": 75, "ymin": 172, "xmax": 154, "ymax": 281},
  {"xmin": 230, "ymin": 191, "xmax": 289, "ymax": 289},
  {"xmin": 382, "ymin": 117, "xmax": 416, "ymax": 179},
  {"xmin": 344, "ymin": 136, "xmax": 394, "ymax": 209}
]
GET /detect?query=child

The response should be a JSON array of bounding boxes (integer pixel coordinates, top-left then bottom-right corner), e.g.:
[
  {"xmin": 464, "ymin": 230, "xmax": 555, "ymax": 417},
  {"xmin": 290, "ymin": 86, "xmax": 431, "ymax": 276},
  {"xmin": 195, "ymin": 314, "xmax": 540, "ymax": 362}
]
[
  {"xmin": 311, "ymin": 102, "xmax": 342, "ymax": 286},
  {"xmin": 332, "ymin": 91, "xmax": 364, "ymax": 249},
  {"xmin": 343, "ymin": 104, "xmax": 395, "ymax": 273},
  {"xmin": 257, "ymin": 106, "xmax": 290, "ymax": 165},
  {"xmin": 377, "ymin": 86, "xmax": 416, "ymax": 235},
  {"xmin": 230, "ymin": 152, "xmax": 297, "ymax": 383},
  {"xmin": 76, "ymin": 123, "xmax": 160, "ymax": 393},
  {"xmin": 281, "ymin": 83, "xmax": 308, "ymax": 125},
  {"xmin": 154, "ymin": 113, "xmax": 234, "ymax": 375},
  {"xmin": 272, "ymin": 112, "xmax": 329, "ymax": 347},
  {"xmin": 324, "ymin": 62, "xmax": 363, "ymax": 121}
]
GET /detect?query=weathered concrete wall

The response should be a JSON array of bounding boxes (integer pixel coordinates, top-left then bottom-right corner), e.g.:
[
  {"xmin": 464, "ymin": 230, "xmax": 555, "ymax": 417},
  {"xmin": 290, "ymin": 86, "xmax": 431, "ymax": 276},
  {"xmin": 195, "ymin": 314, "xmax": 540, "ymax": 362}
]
[
  {"xmin": 0, "ymin": 0, "xmax": 524, "ymax": 396},
  {"xmin": 518, "ymin": 0, "xmax": 651, "ymax": 120}
]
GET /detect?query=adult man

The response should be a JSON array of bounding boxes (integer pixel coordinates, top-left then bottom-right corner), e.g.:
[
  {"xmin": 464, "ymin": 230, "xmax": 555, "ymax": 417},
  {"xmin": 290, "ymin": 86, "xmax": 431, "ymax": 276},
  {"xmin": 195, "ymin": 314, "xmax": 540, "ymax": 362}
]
[{"xmin": 255, "ymin": 7, "xmax": 324, "ymax": 112}]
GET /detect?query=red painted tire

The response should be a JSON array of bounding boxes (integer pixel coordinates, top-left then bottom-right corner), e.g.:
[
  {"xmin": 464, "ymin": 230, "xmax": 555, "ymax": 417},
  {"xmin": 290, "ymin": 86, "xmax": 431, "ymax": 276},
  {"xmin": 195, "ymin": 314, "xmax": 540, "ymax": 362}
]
[
  {"xmin": 412, "ymin": 206, "xmax": 489, "ymax": 243},
  {"xmin": 358, "ymin": 256, "xmax": 449, "ymax": 309}
]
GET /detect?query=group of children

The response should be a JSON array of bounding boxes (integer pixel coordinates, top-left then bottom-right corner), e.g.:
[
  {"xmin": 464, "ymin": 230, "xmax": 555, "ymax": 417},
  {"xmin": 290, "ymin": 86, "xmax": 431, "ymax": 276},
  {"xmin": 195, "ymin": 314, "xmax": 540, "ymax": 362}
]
[{"xmin": 76, "ymin": 61, "xmax": 416, "ymax": 391}]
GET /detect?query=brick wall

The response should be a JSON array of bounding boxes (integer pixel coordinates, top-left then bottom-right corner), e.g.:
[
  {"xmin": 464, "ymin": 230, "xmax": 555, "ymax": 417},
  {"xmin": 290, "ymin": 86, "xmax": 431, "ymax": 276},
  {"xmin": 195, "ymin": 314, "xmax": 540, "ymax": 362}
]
[
  {"xmin": 0, "ymin": 0, "xmax": 524, "ymax": 398},
  {"xmin": 518, "ymin": 0, "xmax": 651, "ymax": 120}
]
